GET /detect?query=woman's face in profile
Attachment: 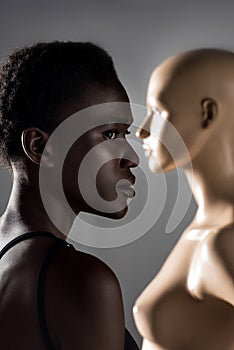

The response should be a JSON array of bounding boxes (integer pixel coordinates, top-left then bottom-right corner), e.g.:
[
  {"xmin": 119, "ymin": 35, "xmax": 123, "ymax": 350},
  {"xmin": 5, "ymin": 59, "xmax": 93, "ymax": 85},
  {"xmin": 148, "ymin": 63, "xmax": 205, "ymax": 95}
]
[{"xmin": 60, "ymin": 83, "xmax": 139, "ymax": 219}]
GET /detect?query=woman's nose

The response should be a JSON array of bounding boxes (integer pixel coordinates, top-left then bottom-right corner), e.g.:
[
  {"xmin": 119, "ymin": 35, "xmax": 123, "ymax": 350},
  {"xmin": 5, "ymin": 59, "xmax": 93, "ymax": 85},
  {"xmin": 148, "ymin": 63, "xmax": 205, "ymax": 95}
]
[
  {"xmin": 136, "ymin": 113, "xmax": 152, "ymax": 139},
  {"xmin": 120, "ymin": 142, "xmax": 139, "ymax": 169}
]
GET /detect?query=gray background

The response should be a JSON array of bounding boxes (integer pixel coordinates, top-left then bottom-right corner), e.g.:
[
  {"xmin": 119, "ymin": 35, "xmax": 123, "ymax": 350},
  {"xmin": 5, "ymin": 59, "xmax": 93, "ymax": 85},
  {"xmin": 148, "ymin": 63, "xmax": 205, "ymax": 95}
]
[{"xmin": 0, "ymin": 0, "xmax": 233, "ymax": 346}]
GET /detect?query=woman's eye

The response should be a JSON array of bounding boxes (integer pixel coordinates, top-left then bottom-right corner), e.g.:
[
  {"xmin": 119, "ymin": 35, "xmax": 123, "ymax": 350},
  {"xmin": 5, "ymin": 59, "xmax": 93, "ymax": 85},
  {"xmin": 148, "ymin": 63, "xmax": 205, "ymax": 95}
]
[
  {"xmin": 103, "ymin": 129, "xmax": 119, "ymax": 139},
  {"xmin": 102, "ymin": 129, "xmax": 131, "ymax": 140}
]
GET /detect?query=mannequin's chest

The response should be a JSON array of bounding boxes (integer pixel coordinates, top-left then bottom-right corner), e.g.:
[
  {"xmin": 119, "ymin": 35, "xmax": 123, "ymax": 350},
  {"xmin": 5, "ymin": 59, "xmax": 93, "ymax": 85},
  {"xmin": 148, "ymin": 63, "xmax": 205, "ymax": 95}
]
[{"xmin": 133, "ymin": 236, "xmax": 221, "ymax": 348}]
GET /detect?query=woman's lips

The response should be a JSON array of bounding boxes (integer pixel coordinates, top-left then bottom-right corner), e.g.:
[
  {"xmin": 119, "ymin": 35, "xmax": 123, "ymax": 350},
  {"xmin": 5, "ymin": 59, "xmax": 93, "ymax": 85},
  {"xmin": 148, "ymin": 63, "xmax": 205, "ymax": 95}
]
[
  {"xmin": 116, "ymin": 176, "xmax": 136, "ymax": 198},
  {"xmin": 117, "ymin": 185, "xmax": 135, "ymax": 198}
]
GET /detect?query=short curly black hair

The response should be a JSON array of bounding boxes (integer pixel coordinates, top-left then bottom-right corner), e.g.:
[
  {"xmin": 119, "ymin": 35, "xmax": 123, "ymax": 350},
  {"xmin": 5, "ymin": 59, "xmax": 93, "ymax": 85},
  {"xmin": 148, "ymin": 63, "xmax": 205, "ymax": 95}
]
[{"xmin": 0, "ymin": 41, "xmax": 119, "ymax": 172}]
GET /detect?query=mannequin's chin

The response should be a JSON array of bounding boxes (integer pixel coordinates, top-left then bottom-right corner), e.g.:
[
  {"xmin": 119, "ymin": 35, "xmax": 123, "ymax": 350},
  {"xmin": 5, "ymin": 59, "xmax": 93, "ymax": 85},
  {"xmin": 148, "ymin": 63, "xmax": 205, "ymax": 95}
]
[
  {"xmin": 148, "ymin": 155, "xmax": 176, "ymax": 173},
  {"xmin": 148, "ymin": 156, "xmax": 164, "ymax": 173}
]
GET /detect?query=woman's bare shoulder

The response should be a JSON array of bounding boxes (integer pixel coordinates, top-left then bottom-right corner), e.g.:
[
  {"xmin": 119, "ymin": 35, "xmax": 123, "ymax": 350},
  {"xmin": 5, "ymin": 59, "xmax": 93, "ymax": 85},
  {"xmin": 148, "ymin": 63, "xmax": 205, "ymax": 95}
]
[
  {"xmin": 45, "ymin": 243, "xmax": 125, "ymax": 349},
  {"xmin": 48, "ymin": 242, "xmax": 122, "ymax": 300}
]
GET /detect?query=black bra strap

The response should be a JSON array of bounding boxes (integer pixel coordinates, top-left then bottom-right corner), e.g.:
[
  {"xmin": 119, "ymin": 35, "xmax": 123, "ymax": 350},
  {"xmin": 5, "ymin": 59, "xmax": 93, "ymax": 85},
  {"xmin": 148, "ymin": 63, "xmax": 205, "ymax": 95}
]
[
  {"xmin": 37, "ymin": 239, "xmax": 66, "ymax": 350},
  {"xmin": 0, "ymin": 231, "xmax": 59, "ymax": 259},
  {"xmin": 0, "ymin": 231, "xmax": 66, "ymax": 350}
]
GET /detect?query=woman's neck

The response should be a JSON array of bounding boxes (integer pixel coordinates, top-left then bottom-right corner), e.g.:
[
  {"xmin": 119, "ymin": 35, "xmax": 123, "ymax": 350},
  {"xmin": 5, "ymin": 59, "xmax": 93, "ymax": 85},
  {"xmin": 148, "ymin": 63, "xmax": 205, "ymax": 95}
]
[{"xmin": 1, "ymin": 176, "xmax": 76, "ymax": 239}]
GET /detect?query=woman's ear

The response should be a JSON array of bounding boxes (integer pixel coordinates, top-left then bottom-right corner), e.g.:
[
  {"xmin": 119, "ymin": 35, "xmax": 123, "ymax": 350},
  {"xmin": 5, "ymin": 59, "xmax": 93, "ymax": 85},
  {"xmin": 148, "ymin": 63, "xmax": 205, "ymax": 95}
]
[
  {"xmin": 21, "ymin": 128, "xmax": 54, "ymax": 168},
  {"xmin": 201, "ymin": 98, "xmax": 217, "ymax": 128}
]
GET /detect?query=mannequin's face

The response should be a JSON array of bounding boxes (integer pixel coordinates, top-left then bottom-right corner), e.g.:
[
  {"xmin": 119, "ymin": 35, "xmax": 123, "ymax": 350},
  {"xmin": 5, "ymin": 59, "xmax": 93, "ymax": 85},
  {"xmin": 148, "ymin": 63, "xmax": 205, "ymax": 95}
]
[{"xmin": 137, "ymin": 66, "xmax": 212, "ymax": 173}]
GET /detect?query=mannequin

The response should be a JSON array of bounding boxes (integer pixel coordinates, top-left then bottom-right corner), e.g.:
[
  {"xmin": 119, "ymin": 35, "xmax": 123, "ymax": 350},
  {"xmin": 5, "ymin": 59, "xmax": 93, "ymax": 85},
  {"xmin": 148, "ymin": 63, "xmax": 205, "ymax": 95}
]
[{"xmin": 133, "ymin": 49, "xmax": 234, "ymax": 350}]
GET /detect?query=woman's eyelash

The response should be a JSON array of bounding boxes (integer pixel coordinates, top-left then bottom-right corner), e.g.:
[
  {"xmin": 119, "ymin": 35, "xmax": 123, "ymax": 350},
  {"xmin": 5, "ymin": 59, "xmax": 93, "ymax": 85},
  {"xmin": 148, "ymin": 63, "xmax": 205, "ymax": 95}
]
[
  {"xmin": 103, "ymin": 129, "xmax": 119, "ymax": 139},
  {"xmin": 102, "ymin": 129, "xmax": 131, "ymax": 140}
]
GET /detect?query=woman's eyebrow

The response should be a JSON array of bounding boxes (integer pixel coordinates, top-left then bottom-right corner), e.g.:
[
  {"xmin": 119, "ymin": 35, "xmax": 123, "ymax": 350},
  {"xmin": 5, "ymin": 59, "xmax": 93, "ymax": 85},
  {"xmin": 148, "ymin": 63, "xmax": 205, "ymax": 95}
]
[
  {"xmin": 99, "ymin": 121, "xmax": 132, "ymax": 128},
  {"xmin": 99, "ymin": 116, "xmax": 133, "ymax": 125}
]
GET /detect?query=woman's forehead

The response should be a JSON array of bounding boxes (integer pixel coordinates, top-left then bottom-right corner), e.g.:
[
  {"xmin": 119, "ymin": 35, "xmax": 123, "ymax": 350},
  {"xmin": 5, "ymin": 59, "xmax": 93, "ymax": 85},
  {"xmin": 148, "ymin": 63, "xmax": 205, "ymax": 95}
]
[{"xmin": 58, "ymin": 83, "xmax": 132, "ymax": 124}]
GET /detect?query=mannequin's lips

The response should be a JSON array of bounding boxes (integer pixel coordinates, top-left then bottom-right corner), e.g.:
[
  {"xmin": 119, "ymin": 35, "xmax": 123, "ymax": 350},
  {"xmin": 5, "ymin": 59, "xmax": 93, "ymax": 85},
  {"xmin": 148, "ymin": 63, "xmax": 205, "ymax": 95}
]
[
  {"xmin": 143, "ymin": 142, "xmax": 154, "ymax": 158},
  {"xmin": 144, "ymin": 149, "xmax": 152, "ymax": 157}
]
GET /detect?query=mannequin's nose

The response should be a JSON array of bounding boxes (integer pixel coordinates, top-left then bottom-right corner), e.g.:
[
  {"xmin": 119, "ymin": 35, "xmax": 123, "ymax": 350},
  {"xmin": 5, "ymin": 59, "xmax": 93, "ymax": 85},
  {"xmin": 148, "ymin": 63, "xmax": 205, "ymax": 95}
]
[{"xmin": 136, "ymin": 113, "xmax": 152, "ymax": 139}]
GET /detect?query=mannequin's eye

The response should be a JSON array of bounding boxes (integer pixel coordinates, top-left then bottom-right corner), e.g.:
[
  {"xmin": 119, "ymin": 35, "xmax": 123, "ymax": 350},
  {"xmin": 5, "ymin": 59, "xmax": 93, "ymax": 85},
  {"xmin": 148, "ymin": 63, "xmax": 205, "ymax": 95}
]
[{"xmin": 103, "ymin": 129, "xmax": 120, "ymax": 140}]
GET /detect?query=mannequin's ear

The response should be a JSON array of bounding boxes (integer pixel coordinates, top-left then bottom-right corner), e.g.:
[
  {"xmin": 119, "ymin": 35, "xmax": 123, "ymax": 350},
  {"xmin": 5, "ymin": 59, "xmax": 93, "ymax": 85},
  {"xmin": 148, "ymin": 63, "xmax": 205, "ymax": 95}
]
[
  {"xmin": 201, "ymin": 98, "xmax": 217, "ymax": 128},
  {"xmin": 21, "ymin": 128, "xmax": 54, "ymax": 168}
]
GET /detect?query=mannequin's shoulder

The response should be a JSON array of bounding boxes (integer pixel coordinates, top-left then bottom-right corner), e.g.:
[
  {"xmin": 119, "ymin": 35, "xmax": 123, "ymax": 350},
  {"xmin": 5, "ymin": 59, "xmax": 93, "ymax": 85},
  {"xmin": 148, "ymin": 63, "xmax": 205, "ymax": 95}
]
[
  {"xmin": 204, "ymin": 225, "xmax": 234, "ymax": 285},
  {"xmin": 207, "ymin": 225, "xmax": 234, "ymax": 270}
]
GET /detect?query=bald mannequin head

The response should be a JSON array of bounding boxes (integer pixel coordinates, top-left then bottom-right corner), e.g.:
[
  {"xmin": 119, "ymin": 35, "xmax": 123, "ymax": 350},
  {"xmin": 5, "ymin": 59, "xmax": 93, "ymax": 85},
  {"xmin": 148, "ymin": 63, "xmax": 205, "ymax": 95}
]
[
  {"xmin": 137, "ymin": 49, "xmax": 234, "ymax": 174},
  {"xmin": 133, "ymin": 51, "xmax": 234, "ymax": 350}
]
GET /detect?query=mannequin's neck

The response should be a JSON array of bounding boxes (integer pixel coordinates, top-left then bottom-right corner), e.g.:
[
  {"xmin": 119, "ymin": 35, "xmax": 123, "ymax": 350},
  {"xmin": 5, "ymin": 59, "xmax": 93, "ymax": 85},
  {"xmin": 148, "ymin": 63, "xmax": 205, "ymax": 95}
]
[{"xmin": 184, "ymin": 165, "xmax": 234, "ymax": 229}]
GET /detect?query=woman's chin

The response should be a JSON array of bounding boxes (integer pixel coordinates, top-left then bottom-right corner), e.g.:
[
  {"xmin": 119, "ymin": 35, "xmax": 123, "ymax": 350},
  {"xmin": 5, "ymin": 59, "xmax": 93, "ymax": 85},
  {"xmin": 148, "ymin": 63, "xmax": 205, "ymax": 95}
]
[
  {"xmin": 102, "ymin": 205, "xmax": 128, "ymax": 220},
  {"xmin": 80, "ymin": 194, "xmax": 130, "ymax": 220}
]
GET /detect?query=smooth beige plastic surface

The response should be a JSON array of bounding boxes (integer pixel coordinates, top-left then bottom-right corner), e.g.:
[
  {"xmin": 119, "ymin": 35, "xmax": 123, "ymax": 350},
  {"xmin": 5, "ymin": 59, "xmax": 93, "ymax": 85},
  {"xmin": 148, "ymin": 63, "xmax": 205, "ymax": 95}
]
[{"xmin": 134, "ymin": 49, "xmax": 234, "ymax": 350}]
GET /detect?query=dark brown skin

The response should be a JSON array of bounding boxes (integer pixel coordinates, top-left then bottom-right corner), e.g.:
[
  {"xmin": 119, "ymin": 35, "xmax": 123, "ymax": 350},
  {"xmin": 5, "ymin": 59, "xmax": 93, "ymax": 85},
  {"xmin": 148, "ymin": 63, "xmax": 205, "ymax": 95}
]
[{"xmin": 0, "ymin": 80, "xmax": 139, "ymax": 349}]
